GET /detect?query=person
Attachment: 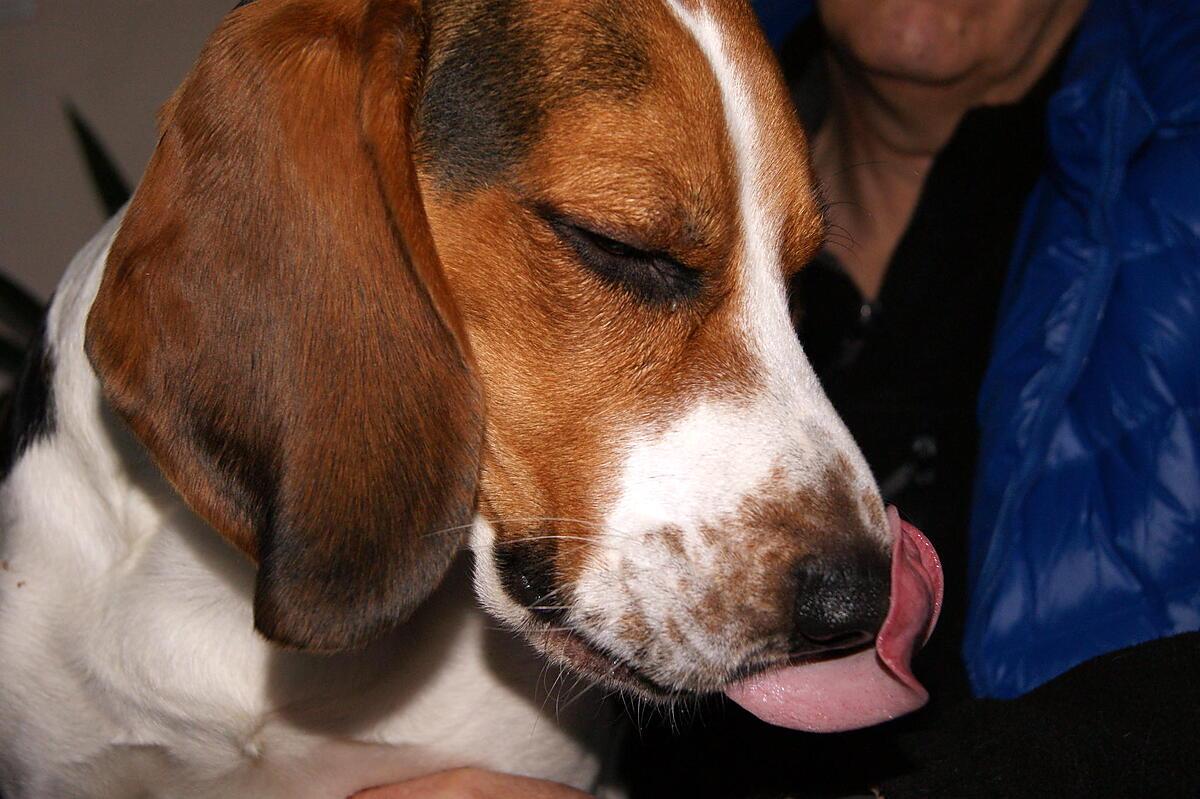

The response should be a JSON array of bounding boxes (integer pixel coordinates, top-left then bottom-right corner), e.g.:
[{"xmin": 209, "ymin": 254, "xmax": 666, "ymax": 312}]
[{"xmin": 962, "ymin": 0, "xmax": 1200, "ymax": 701}]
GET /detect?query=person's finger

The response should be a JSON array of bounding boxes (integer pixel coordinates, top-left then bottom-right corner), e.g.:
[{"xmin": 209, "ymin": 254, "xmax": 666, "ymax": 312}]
[{"xmin": 351, "ymin": 767, "xmax": 595, "ymax": 799}]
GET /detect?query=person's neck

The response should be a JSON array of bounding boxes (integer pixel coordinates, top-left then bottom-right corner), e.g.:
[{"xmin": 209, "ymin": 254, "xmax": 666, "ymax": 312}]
[
  {"xmin": 811, "ymin": 0, "xmax": 1087, "ymax": 301},
  {"xmin": 811, "ymin": 66, "xmax": 949, "ymax": 300}
]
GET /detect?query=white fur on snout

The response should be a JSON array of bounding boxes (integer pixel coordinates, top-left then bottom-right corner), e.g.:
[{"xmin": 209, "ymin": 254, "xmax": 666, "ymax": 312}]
[
  {"xmin": 576, "ymin": 402, "xmax": 807, "ymax": 682},
  {"xmin": 569, "ymin": 395, "xmax": 878, "ymax": 688}
]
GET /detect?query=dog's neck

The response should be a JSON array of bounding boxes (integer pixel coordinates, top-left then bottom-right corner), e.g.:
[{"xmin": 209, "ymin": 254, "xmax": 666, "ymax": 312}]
[{"xmin": 17, "ymin": 214, "xmax": 161, "ymax": 559}]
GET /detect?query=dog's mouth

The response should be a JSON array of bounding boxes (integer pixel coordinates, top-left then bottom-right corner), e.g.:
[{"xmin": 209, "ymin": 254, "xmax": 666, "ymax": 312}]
[
  {"xmin": 526, "ymin": 619, "xmax": 876, "ymax": 704},
  {"xmin": 515, "ymin": 508, "xmax": 944, "ymax": 732}
]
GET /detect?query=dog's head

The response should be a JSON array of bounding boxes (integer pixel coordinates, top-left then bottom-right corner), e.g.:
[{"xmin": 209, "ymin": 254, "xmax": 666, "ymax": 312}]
[{"xmin": 86, "ymin": 0, "xmax": 941, "ymax": 731}]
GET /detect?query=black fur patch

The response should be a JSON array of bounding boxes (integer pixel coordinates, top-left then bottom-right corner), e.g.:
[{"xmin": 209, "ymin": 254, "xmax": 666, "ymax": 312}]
[
  {"xmin": 494, "ymin": 536, "xmax": 565, "ymax": 623},
  {"xmin": 418, "ymin": 0, "xmax": 650, "ymax": 193},
  {"xmin": 418, "ymin": 0, "xmax": 544, "ymax": 192},
  {"xmin": 565, "ymin": 1, "xmax": 651, "ymax": 100},
  {"xmin": 0, "ymin": 318, "xmax": 57, "ymax": 478}
]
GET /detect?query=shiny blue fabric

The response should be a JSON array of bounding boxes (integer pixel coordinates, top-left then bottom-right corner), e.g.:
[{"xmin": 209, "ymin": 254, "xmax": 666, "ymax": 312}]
[{"xmin": 965, "ymin": 0, "xmax": 1200, "ymax": 698}]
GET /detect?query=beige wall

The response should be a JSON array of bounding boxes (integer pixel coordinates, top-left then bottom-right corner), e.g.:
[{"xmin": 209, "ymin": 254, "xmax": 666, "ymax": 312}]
[{"xmin": 1, "ymin": 1, "xmax": 232, "ymax": 300}]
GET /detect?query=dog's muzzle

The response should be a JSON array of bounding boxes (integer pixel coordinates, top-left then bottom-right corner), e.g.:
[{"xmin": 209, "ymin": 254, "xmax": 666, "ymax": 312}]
[{"xmin": 725, "ymin": 506, "xmax": 943, "ymax": 732}]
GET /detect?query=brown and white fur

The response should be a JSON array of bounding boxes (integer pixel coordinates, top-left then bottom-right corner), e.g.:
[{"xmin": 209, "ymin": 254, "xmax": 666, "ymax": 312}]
[{"xmin": 0, "ymin": 0, "xmax": 896, "ymax": 796}]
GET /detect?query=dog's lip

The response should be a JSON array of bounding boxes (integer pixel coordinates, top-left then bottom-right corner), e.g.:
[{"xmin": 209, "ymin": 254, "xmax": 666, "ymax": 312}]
[
  {"xmin": 714, "ymin": 634, "xmax": 881, "ymax": 699},
  {"xmin": 518, "ymin": 509, "xmax": 943, "ymax": 716},
  {"xmin": 735, "ymin": 638, "xmax": 878, "ymax": 680},
  {"xmin": 532, "ymin": 623, "xmax": 679, "ymax": 699}
]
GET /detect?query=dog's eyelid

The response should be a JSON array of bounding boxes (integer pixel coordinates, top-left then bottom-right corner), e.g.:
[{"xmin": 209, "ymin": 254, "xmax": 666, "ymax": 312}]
[
  {"xmin": 567, "ymin": 221, "xmax": 679, "ymax": 265},
  {"xmin": 536, "ymin": 206, "xmax": 649, "ymax": 250},
  {"xmin": 542, "ymin": 213, "xmax": 703, "ymax": 305},
  {"xmin": 539, "ymin": 209, "xmax": 692, "ymax": 265}
]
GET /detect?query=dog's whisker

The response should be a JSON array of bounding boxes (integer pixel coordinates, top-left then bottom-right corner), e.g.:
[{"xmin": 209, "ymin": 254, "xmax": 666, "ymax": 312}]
[
  {"xmin": 420, "ymin": 522, "xmax": 477, "ymax": 539},
  {"xmin": 421, "ymin": 515, "xmax": 607, "ymax": 539},
  {"xmin": 505, "ymin": 534, "xmax": 602, "ymax": 544},
  {"xmin": 558, "ymin": 678, "xmax": 598, "ymax": 716},
  {"xmin": 547, "ymin": 665, "xmax": 570, "ymax": 706},
  {"xmin": 555, "ymin": 671, "xmax": 589, "ymax": 722},
  {"xmin": 536, "ymin": 661, "xmax": 570, "ymax": 726},
  {"xmin": 825, "ymin": 158, "xmax": 892, "ymax": 181},
  {"xmin": 424, "ymin": 514, "xmax": 650, "ymax": 547}
]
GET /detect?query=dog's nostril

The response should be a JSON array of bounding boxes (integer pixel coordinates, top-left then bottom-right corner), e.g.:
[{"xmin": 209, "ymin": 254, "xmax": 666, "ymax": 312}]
[{"xmin": 791, "ymin": 551, "xmax": 890, "ymax": 653}]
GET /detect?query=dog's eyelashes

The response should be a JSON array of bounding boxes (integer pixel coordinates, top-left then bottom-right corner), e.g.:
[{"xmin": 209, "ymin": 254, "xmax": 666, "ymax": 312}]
[
  {"xmin": 548, "ymin": 218, "xmax": 702, "ymax": 307},
  {"xmin": 581, "ymin": 229, "xmax": 641, "ymax": 260}
]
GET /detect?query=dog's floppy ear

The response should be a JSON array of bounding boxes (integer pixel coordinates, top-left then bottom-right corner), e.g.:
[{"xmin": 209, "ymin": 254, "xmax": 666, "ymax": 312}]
[{"xmin": 86, "ymin": 0, "xmax": 483, "ymax": 652}]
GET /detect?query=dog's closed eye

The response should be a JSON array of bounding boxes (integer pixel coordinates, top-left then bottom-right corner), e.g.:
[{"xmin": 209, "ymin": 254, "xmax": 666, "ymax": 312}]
[{"xmin": 547, "ymin": 215, "xmax": 702, "ymax": 306}]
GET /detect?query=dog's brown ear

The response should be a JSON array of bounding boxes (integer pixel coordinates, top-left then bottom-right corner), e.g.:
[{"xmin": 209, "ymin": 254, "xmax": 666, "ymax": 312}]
[{"xmin": 86, "ymin": 0, "xmax": 483, "ymax": 652}]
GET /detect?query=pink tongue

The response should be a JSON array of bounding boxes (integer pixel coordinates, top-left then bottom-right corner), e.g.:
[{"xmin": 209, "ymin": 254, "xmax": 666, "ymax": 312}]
[{"xmin": 724, "ymin": 507, "xmax": 943, "ymax": 732}]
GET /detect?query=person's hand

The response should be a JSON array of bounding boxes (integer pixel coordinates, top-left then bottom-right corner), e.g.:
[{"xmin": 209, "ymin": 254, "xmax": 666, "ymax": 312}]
[{"xmin": 351, "ymin": 768, "xmax": 594, "ymax": 799}]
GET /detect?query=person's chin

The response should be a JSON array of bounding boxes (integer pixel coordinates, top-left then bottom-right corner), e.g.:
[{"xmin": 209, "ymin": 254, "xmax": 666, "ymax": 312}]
[{"xmin": 822, "ymin": 0, "xmax": 989, "ymax": 86}]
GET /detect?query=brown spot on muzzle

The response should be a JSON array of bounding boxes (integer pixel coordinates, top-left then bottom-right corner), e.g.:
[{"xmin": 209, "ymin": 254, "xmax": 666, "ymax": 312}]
[
  {"xmin": 659, "ymin": 524, "xmax": 687, "ymax": 558},
  {"xmin": 740, "ymin": 465, "xmax": 878, "ymax": 557},
  {"xmin": 703, "ymin": 460, "xmax": 888, "ymax": 647}
]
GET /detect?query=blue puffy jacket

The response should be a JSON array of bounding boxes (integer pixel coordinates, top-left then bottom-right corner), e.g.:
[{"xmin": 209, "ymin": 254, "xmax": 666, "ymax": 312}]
[{"xmin": 965, "ymin": 0, "xmax": 1200, "ymax": 698}]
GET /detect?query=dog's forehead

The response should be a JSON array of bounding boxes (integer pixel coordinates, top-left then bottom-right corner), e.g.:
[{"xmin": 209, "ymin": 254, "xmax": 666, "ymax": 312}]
[
  {"xmin": 419, "ymin": 0, "xmax": 653, "ymax": 193},
  {"xmin": 417, "ymin": 0, "xmax": 815, "ymax": 222}
]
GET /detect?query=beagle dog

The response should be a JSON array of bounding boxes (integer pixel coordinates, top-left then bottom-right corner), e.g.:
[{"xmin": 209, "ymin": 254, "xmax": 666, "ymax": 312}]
[{"xmin": 0, "ymin": 0, "xmax": 943, "ymax": 797}]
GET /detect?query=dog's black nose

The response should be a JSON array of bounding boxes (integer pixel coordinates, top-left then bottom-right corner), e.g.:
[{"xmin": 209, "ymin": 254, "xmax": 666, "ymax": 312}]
[{"xmin": 791, "ymin": 550, "xmax": 890, "ymax": 652}]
